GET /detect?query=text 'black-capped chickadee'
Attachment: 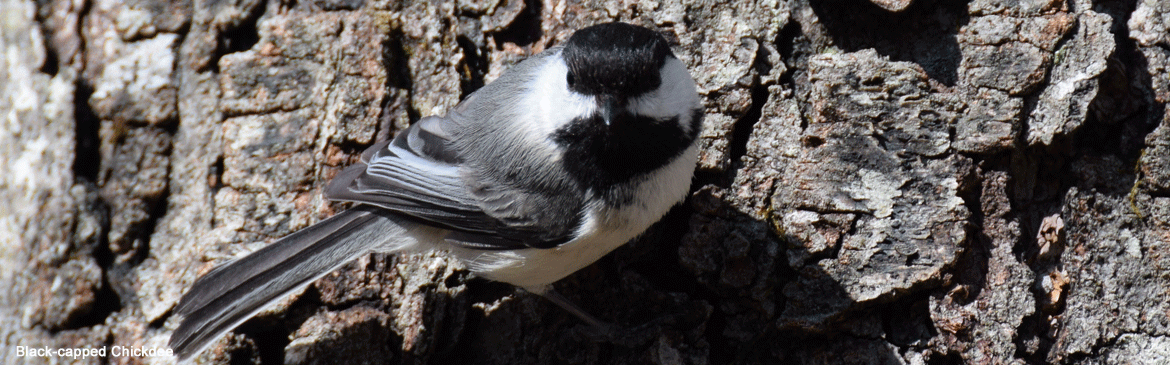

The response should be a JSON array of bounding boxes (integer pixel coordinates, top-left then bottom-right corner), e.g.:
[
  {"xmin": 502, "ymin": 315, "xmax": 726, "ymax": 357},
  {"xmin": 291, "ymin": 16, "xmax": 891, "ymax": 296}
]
[{"xmin": 170, "ymin": 22, "xmax": 703, "ymax": 359}]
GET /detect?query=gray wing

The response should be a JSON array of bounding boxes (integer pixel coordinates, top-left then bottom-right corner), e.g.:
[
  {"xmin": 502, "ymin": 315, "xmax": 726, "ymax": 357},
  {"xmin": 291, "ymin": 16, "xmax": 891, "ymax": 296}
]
[{"xmin": 325, "ymin": 115, "xmax": 579, "ymax": 249}]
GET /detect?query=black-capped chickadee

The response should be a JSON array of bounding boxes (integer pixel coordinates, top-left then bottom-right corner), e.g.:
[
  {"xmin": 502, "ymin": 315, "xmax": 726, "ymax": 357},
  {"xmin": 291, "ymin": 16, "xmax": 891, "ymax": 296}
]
[{"xmin": 170, "ymin": 22, "xmax": 703, "ymax": 359}]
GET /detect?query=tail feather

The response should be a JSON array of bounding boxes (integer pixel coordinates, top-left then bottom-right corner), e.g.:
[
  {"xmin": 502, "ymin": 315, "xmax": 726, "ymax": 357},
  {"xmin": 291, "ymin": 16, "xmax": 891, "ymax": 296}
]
[{"xmin": 169, "ymin": 206, "xmax": 405, "ymax": 359}]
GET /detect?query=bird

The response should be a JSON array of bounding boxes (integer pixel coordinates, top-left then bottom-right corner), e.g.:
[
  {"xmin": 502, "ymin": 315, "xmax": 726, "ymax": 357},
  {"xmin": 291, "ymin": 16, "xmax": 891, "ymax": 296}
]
[{"xmin": 169, "ymin": 21, "xmax": 703, "ymax": 359}]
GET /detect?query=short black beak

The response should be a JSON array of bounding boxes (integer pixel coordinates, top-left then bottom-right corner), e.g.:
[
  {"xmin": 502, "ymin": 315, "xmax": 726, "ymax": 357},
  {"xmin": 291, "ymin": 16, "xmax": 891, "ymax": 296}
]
[{"xmin": 600, "ymin": 97, "xmax": 619, "ymax": 127}]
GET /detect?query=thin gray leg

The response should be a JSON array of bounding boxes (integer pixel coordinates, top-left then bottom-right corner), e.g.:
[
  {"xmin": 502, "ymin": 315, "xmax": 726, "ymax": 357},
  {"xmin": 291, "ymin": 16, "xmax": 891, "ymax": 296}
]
[{"xmin": 537, "ymin": 289, "xmax": 612, "ymax": 329}]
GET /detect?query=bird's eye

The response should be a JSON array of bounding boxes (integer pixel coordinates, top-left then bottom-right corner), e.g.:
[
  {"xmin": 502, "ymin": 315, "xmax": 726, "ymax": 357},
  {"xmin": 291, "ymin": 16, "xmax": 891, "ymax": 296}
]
[{"xmin": 566, "ymin": 73, "xmax": 576, "ymax": 87}]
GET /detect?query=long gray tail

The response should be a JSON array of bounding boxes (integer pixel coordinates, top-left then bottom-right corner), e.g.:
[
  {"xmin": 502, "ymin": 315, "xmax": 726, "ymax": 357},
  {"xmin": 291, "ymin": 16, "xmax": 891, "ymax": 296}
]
[{"xmin": 169, "ymin": 206, "xmax": 409, "ymax": 359}]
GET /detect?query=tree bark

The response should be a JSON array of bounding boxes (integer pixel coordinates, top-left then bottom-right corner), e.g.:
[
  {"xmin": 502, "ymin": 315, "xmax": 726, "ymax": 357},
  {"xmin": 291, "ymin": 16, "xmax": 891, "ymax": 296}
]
[{"xmin": 2, "ymin": 0, "xmax": 1168, "ymax": 363}]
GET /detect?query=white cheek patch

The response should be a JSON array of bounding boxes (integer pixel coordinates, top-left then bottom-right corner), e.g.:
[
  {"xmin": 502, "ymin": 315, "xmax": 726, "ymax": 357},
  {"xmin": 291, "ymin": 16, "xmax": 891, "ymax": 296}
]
[
  {"xmin": 516, "ymin": 54, "xmax": 700, "ymax": 145},
  {"xmin": 519, "ymin": 53, "xmax": 597, "ymax": 142},
  {"xmin": 628, "ymin": 57, "xmax": 701, "ymax": 134}
]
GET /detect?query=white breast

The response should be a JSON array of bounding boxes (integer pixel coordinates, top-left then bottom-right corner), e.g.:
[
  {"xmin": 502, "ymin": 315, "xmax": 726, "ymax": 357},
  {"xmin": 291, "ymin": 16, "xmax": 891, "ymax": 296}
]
[{"xmin": 451, "ymin": 142, "xmax": 699, "ymax": 292}]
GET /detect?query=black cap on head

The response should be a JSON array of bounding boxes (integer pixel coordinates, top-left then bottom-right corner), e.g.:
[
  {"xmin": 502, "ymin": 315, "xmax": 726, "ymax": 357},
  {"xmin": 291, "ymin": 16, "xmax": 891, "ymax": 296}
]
[{"xmin": 562, "ymin": 22, "xmax": 674, "ymax": 99}]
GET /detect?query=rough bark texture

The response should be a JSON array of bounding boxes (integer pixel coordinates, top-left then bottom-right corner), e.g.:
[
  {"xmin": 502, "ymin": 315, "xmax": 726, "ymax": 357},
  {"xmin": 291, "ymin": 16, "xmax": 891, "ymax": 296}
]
[{"xmin": 2, "ymin": 0, "xmax": 1168, "ymax": 363}]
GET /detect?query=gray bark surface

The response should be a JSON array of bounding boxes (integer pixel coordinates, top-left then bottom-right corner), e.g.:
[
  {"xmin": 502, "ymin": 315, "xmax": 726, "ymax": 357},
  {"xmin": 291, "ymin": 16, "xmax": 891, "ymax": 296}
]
[{"xmin": 2, "ymin": 0, "xmax": 1168, "ymax": 363}]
